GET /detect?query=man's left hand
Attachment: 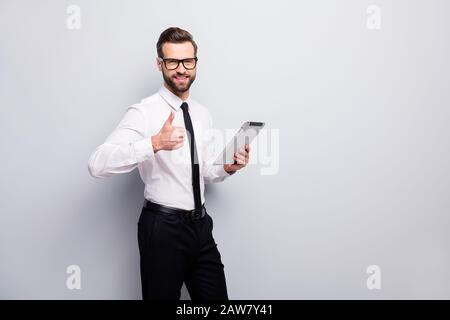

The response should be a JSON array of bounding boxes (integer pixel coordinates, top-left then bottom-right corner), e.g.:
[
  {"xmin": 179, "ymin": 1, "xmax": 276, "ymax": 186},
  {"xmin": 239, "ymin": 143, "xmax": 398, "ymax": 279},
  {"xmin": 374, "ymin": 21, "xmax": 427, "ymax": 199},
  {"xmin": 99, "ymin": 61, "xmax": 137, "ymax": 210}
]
[{"xmin": 223, "ymin": 144, "xmax": 250, "ymax": 174}]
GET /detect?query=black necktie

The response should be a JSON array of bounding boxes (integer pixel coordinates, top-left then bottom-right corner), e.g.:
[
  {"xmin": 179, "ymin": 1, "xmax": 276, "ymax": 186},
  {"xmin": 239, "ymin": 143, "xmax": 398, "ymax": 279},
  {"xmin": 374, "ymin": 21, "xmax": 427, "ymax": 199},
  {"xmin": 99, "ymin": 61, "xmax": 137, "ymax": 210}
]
[{"xmin": 181, "ymin": 102, "xmax": 202, "ymax": 211}]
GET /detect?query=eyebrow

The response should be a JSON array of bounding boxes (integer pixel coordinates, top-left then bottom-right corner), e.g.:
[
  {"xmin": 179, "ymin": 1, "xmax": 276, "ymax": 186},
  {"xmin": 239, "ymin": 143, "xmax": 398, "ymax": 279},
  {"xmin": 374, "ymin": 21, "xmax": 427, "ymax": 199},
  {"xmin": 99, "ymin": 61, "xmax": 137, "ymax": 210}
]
[{"xmin": 162, "ymin": 57, "xmax": 195, "ymax": 60}]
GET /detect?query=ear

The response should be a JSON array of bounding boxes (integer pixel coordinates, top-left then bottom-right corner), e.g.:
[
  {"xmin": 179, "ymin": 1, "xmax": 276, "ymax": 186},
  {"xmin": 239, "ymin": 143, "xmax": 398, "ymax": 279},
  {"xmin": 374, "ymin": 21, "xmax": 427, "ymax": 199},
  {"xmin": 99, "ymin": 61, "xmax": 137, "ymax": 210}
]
[{"xmin": 156, "ymin": 58, "xmax": 162, "ymax": 71}]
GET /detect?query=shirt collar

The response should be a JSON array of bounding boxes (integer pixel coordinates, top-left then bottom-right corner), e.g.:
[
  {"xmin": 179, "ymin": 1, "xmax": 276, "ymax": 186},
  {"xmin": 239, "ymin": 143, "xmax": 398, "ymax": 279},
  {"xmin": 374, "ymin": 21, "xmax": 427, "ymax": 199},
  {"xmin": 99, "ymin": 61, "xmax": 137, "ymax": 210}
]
[{"xmin": 158, "ymin": 85, "xmax": 191, "ymax": 111}]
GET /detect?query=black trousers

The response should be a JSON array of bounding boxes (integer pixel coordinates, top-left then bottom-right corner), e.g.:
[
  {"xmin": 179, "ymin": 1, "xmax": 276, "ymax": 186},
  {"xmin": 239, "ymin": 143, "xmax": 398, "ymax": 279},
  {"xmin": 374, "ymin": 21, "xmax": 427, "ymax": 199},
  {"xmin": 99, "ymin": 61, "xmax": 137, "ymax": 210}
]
[{"xmin": 137, "ymin": 204, "xmax": 228, "ymax": 300}]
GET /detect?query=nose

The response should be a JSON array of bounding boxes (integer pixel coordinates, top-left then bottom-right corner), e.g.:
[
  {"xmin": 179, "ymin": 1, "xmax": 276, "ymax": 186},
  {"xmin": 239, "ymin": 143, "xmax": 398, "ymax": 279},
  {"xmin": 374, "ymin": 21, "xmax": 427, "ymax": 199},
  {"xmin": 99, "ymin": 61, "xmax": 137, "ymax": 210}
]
[{"xmin": 176, "ymin": 62, "xmax": 186, "ymax": 73}]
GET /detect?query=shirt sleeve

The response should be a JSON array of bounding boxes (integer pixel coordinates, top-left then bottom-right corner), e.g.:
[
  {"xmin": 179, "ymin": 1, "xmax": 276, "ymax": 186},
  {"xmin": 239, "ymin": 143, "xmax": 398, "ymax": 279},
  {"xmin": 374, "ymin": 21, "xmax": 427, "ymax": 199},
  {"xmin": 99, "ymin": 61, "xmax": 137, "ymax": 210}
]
[
  {"xmin": 201, "ymin": 112, "xmax": 235, "ymax": 184},
  {"xmin": 88, "ymin": 105, "xmax": 155, "ymax": 178}
]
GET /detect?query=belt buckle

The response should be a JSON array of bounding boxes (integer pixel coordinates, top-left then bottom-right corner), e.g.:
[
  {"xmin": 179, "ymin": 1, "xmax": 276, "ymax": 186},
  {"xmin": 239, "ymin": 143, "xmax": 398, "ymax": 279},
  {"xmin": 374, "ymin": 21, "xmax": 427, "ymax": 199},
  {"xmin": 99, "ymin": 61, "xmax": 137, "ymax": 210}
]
[{"xmin": 190, "ymin": 207, "xmax": 206, "ymax": 220}]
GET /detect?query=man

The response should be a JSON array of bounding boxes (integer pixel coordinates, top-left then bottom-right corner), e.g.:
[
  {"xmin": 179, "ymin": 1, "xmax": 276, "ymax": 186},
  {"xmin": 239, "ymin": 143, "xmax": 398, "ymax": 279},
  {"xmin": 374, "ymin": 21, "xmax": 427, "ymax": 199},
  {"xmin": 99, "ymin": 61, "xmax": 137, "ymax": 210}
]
[{"xmin": 88, "ymin": 27, "xmax": 250, "ymax": 300}]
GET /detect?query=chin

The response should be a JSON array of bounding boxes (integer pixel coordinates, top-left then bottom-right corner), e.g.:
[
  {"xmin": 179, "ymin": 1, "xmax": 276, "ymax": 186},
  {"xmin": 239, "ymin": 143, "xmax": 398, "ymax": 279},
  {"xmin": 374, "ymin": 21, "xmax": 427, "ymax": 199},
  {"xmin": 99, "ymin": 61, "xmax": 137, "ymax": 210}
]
[
  {"xmin": 174, "ymin": 85, "xmax": 189, "ymax": 92},
  {"xmin": 173, "ymin": 81, "xmax": 191, "ymax": 92}
]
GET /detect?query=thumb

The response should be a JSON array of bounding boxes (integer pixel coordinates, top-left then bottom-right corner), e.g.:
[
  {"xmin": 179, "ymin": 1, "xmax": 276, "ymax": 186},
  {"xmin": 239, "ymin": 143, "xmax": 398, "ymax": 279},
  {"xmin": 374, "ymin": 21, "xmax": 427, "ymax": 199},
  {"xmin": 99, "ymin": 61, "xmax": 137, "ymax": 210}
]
[{"xmin": 163, "ymin": 111, "xmax": 175, "ymax": 128}]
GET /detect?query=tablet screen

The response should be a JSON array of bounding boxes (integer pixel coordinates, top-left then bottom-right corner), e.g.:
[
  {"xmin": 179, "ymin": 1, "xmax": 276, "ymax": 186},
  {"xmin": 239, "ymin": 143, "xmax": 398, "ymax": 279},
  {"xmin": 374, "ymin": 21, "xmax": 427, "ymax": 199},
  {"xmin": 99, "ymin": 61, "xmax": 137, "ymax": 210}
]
[{"xmin": 213, "ymin": 121, "xmax": 265, "ymax": 165}]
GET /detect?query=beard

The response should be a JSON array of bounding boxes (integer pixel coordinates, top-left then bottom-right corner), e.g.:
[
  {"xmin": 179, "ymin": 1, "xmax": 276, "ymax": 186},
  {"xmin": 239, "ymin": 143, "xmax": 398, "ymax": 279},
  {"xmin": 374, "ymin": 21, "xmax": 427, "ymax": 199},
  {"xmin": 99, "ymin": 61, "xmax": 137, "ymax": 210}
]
[{"xmin": 162, "ymin": 71, "xmax": 196, "ymax": 94}]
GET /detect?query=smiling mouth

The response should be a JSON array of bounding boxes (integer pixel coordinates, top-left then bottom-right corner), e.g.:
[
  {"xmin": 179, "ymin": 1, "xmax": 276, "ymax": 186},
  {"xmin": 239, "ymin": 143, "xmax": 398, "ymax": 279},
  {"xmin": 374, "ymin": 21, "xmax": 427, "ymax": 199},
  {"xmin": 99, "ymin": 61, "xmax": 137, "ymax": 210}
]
[{"xmin": 174, "ymin": 76, "xmax": 189, "ymax": 82}]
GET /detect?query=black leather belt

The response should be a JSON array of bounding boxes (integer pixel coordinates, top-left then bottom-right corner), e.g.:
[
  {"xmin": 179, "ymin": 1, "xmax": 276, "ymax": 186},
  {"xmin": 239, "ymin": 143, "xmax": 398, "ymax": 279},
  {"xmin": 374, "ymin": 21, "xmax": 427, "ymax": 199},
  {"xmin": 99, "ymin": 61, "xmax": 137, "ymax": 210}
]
[{"xmin": 144, "ymin": 199, "xmax": 207, "ymax": 220}]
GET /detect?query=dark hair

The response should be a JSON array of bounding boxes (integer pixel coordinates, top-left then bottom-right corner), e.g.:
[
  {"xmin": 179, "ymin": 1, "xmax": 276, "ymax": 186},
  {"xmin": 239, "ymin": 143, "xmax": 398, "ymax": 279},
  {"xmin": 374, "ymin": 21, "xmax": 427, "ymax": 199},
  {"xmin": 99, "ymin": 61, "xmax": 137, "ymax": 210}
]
[{"xmin": 156, "ymin": 27, "xmax": 198, "ymax": 58}]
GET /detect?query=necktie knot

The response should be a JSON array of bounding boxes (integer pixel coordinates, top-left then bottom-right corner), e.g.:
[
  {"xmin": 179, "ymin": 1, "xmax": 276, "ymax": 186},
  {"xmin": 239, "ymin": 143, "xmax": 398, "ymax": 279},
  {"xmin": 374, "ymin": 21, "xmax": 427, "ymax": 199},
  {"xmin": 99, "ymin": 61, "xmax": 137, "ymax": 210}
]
[{"xmin": 181, "ymin": 102, "xmax": 189, "ymax": 112}]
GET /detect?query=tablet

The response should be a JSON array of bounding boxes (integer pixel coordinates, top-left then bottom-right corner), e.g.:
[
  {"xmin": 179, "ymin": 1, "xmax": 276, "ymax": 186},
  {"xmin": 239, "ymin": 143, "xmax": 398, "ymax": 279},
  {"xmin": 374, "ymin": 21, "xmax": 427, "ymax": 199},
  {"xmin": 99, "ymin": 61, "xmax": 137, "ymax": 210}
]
[{"xmin": 213, "ymin": 121, "xmax": 265, "ymax": 165}]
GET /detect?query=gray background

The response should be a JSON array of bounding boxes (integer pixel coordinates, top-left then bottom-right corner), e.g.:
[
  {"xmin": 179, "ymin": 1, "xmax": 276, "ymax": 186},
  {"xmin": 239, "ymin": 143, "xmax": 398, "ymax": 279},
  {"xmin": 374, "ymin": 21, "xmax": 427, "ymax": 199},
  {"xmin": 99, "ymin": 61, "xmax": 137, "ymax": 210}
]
[{"xmin": 1, "ymin": 0, "xmax": 449, "ymax": 299}]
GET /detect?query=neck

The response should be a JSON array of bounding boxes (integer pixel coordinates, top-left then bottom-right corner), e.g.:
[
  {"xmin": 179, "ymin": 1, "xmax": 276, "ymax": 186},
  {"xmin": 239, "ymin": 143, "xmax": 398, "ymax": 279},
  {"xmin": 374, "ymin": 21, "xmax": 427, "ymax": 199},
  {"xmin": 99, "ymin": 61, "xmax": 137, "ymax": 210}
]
[{"xmin": 164, "ymin": 82, "xmax": 189, "ymax": 101}]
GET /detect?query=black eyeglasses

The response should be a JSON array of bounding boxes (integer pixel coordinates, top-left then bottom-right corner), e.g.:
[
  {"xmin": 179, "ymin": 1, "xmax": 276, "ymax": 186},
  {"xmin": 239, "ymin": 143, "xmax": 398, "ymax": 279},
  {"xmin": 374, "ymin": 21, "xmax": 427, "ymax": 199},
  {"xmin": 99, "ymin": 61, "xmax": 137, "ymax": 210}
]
[{"xmin": 158, "ymin": 57, "xmax": 198, "ymax": 70}]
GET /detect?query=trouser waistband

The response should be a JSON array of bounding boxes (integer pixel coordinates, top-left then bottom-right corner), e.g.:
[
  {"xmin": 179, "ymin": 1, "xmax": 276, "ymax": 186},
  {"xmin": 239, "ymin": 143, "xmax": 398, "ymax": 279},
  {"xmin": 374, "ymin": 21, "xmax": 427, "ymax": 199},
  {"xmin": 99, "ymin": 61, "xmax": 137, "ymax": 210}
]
[{"xmin": 143, "ymin": 199, "xmax": 207, "ymax": 220}]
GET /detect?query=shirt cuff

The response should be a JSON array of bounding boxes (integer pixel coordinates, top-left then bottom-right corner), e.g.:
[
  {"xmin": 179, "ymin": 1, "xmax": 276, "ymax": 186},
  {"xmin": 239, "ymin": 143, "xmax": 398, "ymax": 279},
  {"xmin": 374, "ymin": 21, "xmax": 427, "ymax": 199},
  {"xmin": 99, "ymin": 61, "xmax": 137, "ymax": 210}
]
[{"xmin": 133, "ymin": 138, "xmax": 155, "ymax": 162}]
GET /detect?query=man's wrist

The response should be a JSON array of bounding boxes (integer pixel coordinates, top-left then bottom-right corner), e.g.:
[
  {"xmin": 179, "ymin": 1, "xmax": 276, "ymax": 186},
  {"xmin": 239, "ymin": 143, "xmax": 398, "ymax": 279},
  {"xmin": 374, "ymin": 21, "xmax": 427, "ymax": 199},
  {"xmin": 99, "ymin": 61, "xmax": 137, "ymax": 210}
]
[
  {"xmin": 151, "ymin": 135, "xmax": 161, "ymax": 153},
  {"xmin": 224, "ymin": 166, "xmax": 236, "ymax": 175}
]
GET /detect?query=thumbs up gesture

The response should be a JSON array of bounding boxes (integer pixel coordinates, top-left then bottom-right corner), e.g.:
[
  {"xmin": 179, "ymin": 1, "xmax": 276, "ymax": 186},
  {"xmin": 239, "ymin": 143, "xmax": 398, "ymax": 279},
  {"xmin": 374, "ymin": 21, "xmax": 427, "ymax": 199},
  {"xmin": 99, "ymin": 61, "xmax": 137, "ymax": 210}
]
[{"xmin": 151, "ymin": 111, "xmax": 186, "ymax": 153}]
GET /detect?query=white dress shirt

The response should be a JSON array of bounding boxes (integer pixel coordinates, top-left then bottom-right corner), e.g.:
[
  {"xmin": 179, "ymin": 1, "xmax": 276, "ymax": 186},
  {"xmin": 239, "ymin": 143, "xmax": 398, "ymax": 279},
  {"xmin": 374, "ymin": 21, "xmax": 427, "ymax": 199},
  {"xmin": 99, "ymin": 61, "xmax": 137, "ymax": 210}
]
[{"xmin": 88, "ymin": 85, "xmax": 233, "ymax": 210}]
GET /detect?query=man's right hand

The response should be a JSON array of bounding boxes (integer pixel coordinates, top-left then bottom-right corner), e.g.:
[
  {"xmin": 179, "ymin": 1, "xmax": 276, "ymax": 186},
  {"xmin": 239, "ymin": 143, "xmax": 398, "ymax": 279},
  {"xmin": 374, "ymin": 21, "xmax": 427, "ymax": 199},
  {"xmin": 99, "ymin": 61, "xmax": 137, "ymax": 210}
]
[{"xmin": 151, "ymin": 111, "xmax": 186, "ymax": 153}]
